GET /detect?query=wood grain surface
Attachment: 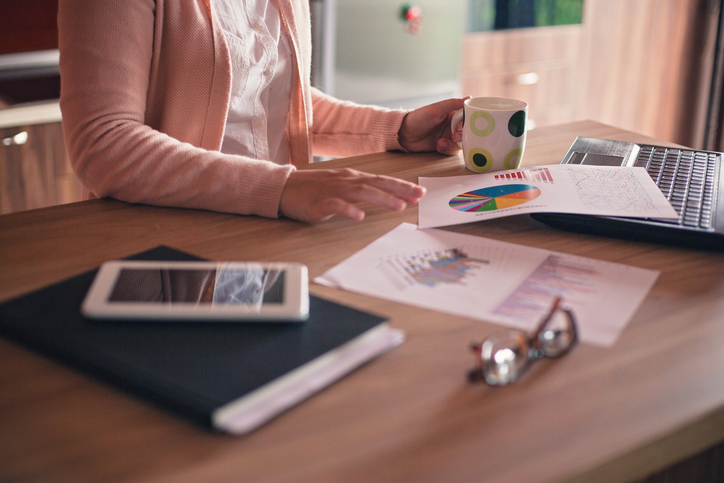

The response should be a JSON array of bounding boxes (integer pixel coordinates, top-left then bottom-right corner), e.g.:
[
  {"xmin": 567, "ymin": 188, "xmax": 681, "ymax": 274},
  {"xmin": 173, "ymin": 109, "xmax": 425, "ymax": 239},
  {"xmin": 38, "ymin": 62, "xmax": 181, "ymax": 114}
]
[{"xmin": 1, "ymin": 121, "xmax": 723, "ymax": 483}]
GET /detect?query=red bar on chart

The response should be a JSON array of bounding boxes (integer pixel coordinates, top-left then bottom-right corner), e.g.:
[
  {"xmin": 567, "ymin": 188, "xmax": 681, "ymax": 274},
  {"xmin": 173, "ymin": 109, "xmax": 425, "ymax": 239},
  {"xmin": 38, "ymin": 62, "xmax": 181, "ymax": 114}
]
[{"xmin": 495, "ymin": 167, "xmax": 554, "ymax": 184}]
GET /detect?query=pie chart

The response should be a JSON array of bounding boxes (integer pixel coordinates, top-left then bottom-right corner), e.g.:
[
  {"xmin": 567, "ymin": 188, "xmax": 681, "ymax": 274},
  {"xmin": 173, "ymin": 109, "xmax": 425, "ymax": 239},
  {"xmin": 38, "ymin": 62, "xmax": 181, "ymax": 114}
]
[{"xmin": 449, "ymin": 184, "xmax": 541, "ymax": 212}]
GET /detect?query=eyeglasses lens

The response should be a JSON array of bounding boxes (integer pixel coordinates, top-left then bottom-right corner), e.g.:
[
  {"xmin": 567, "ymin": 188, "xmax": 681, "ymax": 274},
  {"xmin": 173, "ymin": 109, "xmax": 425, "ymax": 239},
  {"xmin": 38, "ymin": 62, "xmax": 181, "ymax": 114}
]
[
  {"xmin": 536, "ymin": 309, "xmax": 577, "ymax": 358},
  {"xmin": 480, "ymin": 329, "xmax": 531, "ymax": 386}
]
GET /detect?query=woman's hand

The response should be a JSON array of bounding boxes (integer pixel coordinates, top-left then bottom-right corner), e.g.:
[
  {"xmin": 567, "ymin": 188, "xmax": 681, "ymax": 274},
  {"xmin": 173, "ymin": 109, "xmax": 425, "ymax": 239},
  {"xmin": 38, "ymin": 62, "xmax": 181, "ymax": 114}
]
[
  {"xmin": 398, "ymin": 97, "xmax": 467, "ymax": 155},
  {"xmin": 279, "ymin": 97, "xmax": 471, "ymax": 223},
  {"xmin": 279, "ymin": 168, "xmax": 425, "ymax": 223}
]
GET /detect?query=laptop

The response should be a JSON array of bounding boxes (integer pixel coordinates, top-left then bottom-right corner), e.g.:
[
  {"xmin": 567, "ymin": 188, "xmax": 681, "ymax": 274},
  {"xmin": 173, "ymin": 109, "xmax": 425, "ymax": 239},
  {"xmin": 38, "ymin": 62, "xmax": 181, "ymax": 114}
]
[{"xmin": 531, "ymin": 137, "xmax": 724, "ymax": 250}]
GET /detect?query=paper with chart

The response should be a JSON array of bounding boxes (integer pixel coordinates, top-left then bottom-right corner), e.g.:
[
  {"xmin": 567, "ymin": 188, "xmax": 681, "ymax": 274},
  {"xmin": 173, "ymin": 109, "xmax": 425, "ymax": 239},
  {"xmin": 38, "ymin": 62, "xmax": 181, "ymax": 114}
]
[
  {"xmin": 315, "ymin": 223, "xmax": 659, "ymax": 347},
  {"xmin": 418, "ymin": 165, "xmax": 679, "ymax": 228}
]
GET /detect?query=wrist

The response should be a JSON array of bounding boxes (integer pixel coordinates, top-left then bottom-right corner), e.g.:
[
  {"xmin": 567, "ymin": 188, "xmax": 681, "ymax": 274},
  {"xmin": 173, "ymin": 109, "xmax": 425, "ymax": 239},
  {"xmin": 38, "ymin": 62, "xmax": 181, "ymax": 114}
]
[{"xmin": 397, "ymin": 112, "xmax": 413, "ymax": 152}]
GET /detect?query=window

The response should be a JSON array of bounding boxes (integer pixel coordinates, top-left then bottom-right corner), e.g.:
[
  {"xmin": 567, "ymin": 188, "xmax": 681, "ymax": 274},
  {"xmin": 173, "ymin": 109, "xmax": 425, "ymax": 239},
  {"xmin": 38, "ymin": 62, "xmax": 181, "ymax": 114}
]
[{"xmin": 468, "ymin": 0, "xmax": 584, "ymax": 32}]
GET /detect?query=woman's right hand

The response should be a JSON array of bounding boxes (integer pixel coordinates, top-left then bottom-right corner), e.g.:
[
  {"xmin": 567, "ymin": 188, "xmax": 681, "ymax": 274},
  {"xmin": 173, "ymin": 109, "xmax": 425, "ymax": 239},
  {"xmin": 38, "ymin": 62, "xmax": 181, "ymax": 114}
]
[{"xmin": 279, "ymin": 168, "xmax": 426, "ymax": 223}]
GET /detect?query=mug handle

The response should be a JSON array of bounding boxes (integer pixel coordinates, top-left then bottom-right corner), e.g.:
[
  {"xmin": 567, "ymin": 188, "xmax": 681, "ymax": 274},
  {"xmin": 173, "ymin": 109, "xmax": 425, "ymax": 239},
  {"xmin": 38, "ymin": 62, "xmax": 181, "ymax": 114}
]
[{"xmin": 451, "ymin": 109, "xmax": 464, "ymax": 148}]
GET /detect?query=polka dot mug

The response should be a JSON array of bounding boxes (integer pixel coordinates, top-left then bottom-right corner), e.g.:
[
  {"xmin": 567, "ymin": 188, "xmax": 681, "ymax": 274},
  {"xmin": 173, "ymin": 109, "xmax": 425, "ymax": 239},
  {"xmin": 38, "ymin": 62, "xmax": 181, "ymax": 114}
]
[{"xmin": 451, "ymin": 97, "xmax": 528, "ymax": 174}]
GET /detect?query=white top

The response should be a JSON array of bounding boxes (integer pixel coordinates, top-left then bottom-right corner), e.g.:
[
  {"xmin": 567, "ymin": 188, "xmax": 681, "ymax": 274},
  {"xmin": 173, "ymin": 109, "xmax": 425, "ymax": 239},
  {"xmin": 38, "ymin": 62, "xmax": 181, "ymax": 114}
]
[{"xmin": 212, "ymin": 0, "xmax": 293, "ymax": 165}]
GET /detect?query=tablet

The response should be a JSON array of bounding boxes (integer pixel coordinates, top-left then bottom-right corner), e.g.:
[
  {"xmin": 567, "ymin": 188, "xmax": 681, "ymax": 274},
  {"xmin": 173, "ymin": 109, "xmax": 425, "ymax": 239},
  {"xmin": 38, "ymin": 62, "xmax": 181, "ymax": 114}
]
[{"xmin": 81, "ymin": 260, "xmax": 309, "ymax": 321}]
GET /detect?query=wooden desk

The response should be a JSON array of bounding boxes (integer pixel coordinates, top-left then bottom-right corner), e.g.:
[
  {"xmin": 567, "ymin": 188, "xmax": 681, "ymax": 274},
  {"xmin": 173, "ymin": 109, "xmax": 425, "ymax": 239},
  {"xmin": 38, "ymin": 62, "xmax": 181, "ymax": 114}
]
[{"xmin": 2, "ymin": 121, "xmax": 724, "ymax": 482}]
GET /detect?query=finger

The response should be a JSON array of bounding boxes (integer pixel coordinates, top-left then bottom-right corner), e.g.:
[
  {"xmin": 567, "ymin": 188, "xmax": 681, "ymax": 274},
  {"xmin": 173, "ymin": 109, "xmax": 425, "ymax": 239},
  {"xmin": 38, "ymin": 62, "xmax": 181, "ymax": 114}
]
[
  {"xmin": 321, "ymin": 198, "xmax": 366, "ymax": 222},
  {"xmin": 337, "ymin": 183, "xmax": 410, "ymax": 212},
  {"xmin": 428, "ymin": 97, "xmax": 467, "ymax": 119},
  {"xmin": 360, "ymin": 175, "xmax": 426, "ymax": 202},
  {"xmin": 436, "ymin": 138, "xmax": 461, "ymax": 156}
]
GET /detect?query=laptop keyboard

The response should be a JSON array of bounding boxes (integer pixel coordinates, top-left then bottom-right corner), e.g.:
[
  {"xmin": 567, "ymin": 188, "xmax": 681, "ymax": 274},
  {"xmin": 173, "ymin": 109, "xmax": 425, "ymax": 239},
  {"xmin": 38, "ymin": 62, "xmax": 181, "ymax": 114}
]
[{"xmin": 633, "ymin": 145, "xmax": 720, "ymax": 229}]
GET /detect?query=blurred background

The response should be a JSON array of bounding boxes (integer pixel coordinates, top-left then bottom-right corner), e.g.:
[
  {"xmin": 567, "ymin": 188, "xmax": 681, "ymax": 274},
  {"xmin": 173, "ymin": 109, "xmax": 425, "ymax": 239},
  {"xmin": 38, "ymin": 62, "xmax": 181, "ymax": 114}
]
[
  {"xmin": 310, "ymin": 0, "xmax": 467, "ymax": 109},
  {"xmin": 0, "ymin": 0, "xmax": 722, "ymax": 213}
]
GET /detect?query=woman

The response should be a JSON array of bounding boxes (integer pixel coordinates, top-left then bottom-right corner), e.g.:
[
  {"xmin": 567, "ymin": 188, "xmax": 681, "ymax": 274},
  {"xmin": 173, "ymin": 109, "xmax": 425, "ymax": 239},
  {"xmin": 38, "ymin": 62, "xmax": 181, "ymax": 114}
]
[{"xmin": 58, "ymin": 0, "xmax": 463, "ymax": 223}]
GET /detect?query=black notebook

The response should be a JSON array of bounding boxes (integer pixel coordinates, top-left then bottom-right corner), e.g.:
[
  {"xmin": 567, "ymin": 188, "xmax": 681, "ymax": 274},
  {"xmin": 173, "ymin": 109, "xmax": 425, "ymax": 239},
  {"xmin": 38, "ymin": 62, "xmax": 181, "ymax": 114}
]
[{"xmin": 0, "ymin": 246, "xmax": 403, "ymax": 434}]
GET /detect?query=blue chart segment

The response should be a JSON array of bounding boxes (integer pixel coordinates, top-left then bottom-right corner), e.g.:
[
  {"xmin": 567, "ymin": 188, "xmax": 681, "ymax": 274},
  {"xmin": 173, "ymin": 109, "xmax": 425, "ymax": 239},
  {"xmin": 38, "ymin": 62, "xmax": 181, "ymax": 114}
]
[
  {"xmin": 381, "ymin": 248, "xmax": 489, "ymax": 289},
  {"xmin": 449, "ymin": 184, "xmax": 541, "ymax": 212}
]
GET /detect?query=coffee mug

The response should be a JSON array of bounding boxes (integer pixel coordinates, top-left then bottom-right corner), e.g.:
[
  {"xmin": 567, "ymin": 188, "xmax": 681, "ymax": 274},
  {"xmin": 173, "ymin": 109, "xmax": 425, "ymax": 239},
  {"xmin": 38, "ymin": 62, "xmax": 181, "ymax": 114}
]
[{"xmin": 451, "ymin": 97, "xmax": 528, "ymax": 173}]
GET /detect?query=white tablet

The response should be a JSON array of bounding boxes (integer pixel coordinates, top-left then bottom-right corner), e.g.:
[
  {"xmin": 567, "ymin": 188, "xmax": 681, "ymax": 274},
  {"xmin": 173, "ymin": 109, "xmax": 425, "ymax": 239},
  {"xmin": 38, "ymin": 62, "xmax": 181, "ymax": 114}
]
[{"xmin": 81, "ymin": 260, "xmax": 309, "ymax": 321}]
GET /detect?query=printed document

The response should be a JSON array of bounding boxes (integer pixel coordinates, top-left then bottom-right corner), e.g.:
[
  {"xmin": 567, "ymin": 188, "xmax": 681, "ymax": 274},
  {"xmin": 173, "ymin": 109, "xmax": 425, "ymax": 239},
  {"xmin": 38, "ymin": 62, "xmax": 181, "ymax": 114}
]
[
  {"xmin": 315, "ymin": 223, "xmax": 659, "ymax": 347},
  {"xmin": 418, "ymin": 165, "xmax": 679, "ymax": 229}
]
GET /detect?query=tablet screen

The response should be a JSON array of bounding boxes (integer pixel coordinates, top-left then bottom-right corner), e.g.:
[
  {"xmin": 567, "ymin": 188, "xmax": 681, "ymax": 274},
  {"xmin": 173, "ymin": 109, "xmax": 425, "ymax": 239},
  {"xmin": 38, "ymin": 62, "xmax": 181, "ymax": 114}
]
[{"xmin": 108, "ymin": 268, "xmax": 286, "ymax": 306}]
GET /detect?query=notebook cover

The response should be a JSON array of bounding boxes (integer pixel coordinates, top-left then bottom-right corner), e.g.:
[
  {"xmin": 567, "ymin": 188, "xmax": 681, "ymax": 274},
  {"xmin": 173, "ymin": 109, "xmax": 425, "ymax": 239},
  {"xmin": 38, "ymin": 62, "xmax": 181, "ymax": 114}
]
[{"xmin": 0, "ymin": 246, "xmax": 388, "ymax": 430}]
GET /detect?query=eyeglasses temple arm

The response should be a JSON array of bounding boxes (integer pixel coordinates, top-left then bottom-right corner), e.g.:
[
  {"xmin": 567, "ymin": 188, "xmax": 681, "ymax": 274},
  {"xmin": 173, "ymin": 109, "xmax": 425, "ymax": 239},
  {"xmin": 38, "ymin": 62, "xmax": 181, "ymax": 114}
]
[{"xmin": 529, "ymin": 296, "xmax": 563, "ymax": 342}]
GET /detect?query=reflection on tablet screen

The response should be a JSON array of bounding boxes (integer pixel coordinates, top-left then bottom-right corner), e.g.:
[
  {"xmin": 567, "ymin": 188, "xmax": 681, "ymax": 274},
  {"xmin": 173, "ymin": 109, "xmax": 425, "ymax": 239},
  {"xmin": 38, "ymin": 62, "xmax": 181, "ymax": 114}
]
[{"xmin": 108, "ymin": 268, "xmax": 286, "ymax": 306}]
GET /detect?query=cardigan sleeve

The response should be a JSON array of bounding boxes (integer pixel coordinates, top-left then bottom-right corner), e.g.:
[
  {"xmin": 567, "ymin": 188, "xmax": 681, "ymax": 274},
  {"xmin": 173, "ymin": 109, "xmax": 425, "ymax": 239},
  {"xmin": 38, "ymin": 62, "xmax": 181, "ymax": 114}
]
[
  {"xmin": 310, "ymin": 87, "xmax": 408, "ymax": 158},
  {"xmin": 58, "ymin": 0, "xmax": 294, "ymax": 219}
]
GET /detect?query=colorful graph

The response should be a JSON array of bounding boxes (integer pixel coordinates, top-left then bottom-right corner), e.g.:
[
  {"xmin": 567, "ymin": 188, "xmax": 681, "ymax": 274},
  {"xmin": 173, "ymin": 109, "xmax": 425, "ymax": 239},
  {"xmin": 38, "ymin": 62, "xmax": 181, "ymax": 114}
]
[
  {"xmin": 381, "ymin": 248, "xmax": 489, "ymax": 289},
  {"xmin": 494, "ymin": 167, "xmax": 554, "ymax": 184},
  {"xmin": 493, "ymin": 254, "xmax": 599, "ymax": 322},
  {"xmin": 449, "ymin": 184, "xmax": 541, "ymax": 212}
]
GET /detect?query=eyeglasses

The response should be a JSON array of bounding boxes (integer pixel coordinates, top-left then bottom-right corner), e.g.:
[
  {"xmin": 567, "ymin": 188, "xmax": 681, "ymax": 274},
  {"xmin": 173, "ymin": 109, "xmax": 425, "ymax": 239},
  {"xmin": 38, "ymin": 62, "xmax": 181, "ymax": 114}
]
[{"xmin": 467, "ymin": 297, "xmax": 578, "ymax": 386}]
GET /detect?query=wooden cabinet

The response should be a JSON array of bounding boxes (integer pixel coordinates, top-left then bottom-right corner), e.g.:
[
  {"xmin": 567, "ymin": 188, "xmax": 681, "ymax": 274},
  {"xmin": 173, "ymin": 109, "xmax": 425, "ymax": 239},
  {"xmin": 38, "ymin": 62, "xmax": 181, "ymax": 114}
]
[
  {"xmin": 576, "ymin": 0, "xmax": 717, "ymax": 147},
  {"xmin": 0, "ymin": 104, "xmax": 82, "ymax": 214},
  {"xmin": 460, "ymin": 25, "xmax": 584, "ymax": 130},
  {"xmin": 0, "ymin": 0, "xmax": 58, "ymax": 55},
  {"xmin": 459, "ymin": 0, "xmax": 718, "ymax": 146}
]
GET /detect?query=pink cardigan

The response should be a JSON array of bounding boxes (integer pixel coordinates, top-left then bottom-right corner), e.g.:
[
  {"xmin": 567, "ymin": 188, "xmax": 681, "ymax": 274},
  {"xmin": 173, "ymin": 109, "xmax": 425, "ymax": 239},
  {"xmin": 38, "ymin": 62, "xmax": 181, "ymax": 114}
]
[{"xmin": 58, "ymin": 0, "xmax": 407, "ymax": 218}]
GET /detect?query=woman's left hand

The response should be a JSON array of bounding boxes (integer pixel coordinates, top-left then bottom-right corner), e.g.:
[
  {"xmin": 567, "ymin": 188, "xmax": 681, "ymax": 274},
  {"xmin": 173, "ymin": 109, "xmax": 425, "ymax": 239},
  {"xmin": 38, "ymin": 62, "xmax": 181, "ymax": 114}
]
[{"xmin": 397, "ymin": 97, "xmax": 467, "ymax": 155}]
